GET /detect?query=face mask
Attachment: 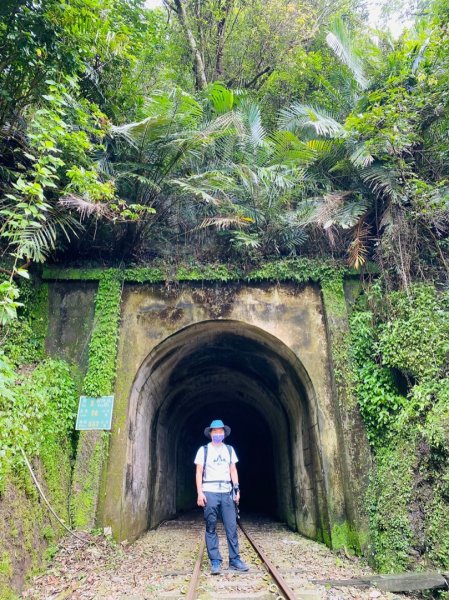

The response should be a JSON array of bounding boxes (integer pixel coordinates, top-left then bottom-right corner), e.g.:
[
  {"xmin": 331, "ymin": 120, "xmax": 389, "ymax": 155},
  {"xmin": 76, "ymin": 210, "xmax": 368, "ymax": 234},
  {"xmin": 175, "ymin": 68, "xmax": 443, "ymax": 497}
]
[{"xmin": 212, "ymin": 433, "xmax": 225, "ymax": 444}]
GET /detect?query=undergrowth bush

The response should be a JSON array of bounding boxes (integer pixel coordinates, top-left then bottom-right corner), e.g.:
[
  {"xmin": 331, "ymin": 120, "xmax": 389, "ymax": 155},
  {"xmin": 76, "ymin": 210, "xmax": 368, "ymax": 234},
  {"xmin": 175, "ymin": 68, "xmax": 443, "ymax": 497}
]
[{"xmin": 0, "ymin": 356, "xmax": 77, "ymax": 493}]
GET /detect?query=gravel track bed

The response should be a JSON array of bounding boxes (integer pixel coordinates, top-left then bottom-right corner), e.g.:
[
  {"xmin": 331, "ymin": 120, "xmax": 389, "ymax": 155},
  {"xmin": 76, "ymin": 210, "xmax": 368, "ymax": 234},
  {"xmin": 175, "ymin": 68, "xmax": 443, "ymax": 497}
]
[{"xmin": 22, "ymin": 512, "xmax": 417, "ymax": 600}]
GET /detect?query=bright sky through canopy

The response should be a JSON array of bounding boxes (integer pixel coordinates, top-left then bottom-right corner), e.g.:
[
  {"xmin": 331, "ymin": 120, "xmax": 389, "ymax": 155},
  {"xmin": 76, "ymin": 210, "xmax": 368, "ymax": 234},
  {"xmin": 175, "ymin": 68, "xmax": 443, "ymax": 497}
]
[{"xmin": 144, "ymin": 0, "xmax": 409, "ymax": 36}]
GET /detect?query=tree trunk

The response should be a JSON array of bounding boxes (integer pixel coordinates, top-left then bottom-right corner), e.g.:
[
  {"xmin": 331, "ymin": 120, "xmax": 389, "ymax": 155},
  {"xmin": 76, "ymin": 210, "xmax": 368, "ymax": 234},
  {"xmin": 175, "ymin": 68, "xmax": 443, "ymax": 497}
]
[
  {"xmin": 173, "ymin": 0, "xmax": 208, "ymax": 90},
  {"xmin": 214, "ymin": 0, "xmax": 233, "ymax": 80}
]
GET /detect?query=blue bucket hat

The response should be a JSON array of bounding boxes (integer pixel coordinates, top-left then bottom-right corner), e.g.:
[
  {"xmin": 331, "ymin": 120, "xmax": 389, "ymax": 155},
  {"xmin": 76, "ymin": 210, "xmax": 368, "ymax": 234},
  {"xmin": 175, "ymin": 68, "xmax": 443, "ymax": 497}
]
[{"xmin": 204, "ymin": 419, "xmax": 231, "ymax": 439}]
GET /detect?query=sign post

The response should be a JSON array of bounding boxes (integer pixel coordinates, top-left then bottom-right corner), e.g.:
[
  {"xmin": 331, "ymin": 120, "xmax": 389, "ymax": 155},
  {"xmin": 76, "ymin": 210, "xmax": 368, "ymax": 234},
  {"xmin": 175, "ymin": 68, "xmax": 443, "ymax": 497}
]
[{"xmin": 75, "ymin": 396, "xmax": 114, "ymax": 430}]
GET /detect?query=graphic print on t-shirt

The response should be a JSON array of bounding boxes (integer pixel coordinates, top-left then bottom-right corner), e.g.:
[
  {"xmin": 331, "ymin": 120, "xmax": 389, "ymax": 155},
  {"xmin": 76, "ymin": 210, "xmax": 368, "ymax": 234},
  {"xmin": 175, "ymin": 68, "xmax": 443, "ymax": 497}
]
[
  {"xmin": 213, "ymin": 454, "xmax": 229, "ymax": 464},
  {"xmin": 194, "ymin": 443, "xmax": 238, "ymax": 493}
]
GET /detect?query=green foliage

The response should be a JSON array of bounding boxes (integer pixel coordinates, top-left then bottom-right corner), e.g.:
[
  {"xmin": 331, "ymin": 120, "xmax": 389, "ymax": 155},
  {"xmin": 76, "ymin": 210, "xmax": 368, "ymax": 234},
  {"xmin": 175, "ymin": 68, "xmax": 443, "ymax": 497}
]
[
  {"xmin": 247, "ymin": 258, "xmax": 343, "ymax": 285},
  {"xmin": 70, "ymin": 270, "xmax": 122, "ymax": 529},
  {"xmin": 83, "ymin": 271, "xmax": 122, "ymax": 396},
  {"xmin": 350, "ymin": 282, "xmax": 449, "ymax": 570},
  {"xmin": 1, "ymin": 77, "xmax": 112, "ymax": 262},
  {"xmin": 175, "ymin": 264, "xmax": 241, "ymax": 282},
  {"xmin": 42, "ymin": 258, "xmax": 344, "ymax": 285},
  {"xmin": 367, "ymin": 441, "xmax": 415, "ymax": 573},
  {"xmin": 0, "ymin": 357, "xmax": 77, "ymax": 493},
  {"xmin": 349, "ymin": 311, "xmax": 405, "ymax": 444},
  {"xmin": 379, "ymin": 285, "xmax": 449, "ymax": 382},
  {"xmin": 1, "ymin": 280, "xmax": 48, "ymax": 366}
]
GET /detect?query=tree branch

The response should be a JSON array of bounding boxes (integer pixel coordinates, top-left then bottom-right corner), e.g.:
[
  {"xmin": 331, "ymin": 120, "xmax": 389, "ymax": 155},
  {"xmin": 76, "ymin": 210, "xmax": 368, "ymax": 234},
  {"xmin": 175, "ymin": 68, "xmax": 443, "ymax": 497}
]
[{"xmin": 244, "ymin": 66, "xmax": 272, "ymax": 89}]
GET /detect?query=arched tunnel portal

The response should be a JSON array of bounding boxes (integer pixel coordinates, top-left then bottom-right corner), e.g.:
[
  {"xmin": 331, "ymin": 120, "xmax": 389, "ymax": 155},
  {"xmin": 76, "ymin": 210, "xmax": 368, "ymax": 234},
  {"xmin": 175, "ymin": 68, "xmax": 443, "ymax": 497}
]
[{"xmin": 123, "ymin": 320, "xmax": 332, "ymax": 544}]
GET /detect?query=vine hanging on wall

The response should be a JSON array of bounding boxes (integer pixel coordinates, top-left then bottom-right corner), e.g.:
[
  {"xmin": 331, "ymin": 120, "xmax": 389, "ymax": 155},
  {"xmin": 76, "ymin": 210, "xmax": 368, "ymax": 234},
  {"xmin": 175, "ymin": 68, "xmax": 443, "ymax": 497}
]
[{"xmin": 70, "ymin": 270, "xmax": 123, "ymax": 529}]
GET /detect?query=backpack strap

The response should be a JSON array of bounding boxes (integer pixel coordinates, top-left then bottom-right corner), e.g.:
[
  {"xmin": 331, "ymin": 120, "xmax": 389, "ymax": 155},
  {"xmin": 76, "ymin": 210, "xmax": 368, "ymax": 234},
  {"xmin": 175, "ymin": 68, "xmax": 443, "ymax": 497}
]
[{"xmin": 202, "ymin": 444, "xmax": 208, "ymax": 482}]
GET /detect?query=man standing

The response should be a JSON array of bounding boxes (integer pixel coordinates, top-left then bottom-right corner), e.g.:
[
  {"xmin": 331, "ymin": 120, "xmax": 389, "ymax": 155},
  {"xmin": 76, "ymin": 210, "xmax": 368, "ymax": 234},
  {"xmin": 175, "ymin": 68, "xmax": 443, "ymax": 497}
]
[{"xmin": 194, "ymin": 419, "xmax": 250, "ymax": 575}]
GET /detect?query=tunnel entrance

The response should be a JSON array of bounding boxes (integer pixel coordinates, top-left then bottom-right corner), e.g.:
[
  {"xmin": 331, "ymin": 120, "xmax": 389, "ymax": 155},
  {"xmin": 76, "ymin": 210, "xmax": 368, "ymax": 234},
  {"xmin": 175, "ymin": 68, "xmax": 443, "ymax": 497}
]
[{"xmin": 125, "ymin": 320, "xmax": 331, "ymax": 543}]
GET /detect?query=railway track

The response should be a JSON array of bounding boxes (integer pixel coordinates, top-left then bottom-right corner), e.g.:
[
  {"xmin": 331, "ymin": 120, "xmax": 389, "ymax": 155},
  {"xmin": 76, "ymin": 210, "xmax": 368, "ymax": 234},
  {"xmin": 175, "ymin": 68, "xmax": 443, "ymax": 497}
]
[
  {"xmin": 181, "ymin": 518, "xmax": 297, "ymax": 600},
  {"xmin": 24, "ymin": 511, "xmax": 417, "ymax": 599},
  {"xmin": 152, "ymin": 514, "xmax": 418, "ymax": 600},
  {"xmin": 156, "ymin": 514, "xmax": 318, "ymax": 600}
]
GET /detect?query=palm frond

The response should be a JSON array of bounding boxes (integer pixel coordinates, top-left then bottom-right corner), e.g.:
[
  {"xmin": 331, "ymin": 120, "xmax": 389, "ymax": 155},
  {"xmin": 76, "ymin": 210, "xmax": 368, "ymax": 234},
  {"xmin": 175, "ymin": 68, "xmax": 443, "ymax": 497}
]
[
  {"xmin": 278, "ymin": 103, "xmax": 346, "ymax": 138},
  {"xmin": 206, "ymin": 82, "xmax": 234, "ymax": 114},
  {"xmin": 238, "ymin": 100, "xmax": 266, "ymax": 148},
  {"xmin": 270, "ymin": 131, "xmax": 315, "ymax": 166},
  {"xmin": 59, "ymin": 194, "xmax": 113, "ymax": 220},
  {"xmin": 199, "ymin": 216, "xmax": 252, "ymax": 230},
  {"xmin": 326, "ymin": 18, "xmax": 369, "ymax": 89},
  {"xmin": 230, "ymin": 230, "xmax": 261, "ymax": 248},
  {"xmin": 111, "ymin": 115, "xmax": 173, "ymax": 147},
  {"xmin": 361, "ymin": 165, "xmax": 400, "ymax": 202},
  {"xmin": 349, "ymin": 142, "xmax": 375, "ymax": 168},
  {"xmin": 169, "ymin": 171, "xmax": 235, "ymax": 204},
  {"xmin": 348, "ymin": 221, "xmax": 371, "ymax": 269},
  {"xmin": 333, "ymin": 196, "xmax": 370, "ymax": 229},
  {"xmin": 297, "ymin": 191, "xmax": 370, "ymax": 230},
  {"xmin": 411, "ymin": 36, "xmax": 431, "ymax": 74},
  {"xmin": 15, "ymin": 208, "xmax": 81, "ymax": 262}
]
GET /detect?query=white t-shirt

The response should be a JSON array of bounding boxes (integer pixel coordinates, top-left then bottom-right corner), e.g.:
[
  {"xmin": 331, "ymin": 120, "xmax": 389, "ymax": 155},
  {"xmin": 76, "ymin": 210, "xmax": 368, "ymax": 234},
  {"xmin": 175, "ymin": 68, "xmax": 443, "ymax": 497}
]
[{"xmin": 194, "ymin": 442, "xmax": 238, "ymax": 493}]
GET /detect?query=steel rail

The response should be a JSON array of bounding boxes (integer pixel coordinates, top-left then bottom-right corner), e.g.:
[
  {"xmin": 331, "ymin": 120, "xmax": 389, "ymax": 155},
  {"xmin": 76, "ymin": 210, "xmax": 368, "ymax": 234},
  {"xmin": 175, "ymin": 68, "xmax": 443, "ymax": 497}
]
[
  {"xmin": 186, "ymin": 537, "xmax": 205, "ymax": 600},
  {"xmin": 239, "ymin": 520, "xmax": 298, "ymax": 600}
]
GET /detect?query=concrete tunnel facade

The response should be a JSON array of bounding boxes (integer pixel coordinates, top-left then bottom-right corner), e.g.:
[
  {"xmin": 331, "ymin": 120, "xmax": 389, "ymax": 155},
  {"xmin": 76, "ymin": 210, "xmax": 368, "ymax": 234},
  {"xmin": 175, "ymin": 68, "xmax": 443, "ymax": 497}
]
[
  {"xmin": 87, "ymin": 281, "xmax": 369, "ymax": 547},
  {"xmin": 45, "ymin": 277, "xmax": 370, "ymax": 548}
]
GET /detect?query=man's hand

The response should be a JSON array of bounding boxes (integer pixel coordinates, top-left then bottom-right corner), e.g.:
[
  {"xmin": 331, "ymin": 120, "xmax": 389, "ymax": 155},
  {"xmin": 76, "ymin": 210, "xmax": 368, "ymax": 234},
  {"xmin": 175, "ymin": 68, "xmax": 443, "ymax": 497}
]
[
  {"xmin": 234, "ymin": 491, "xmax": 240, "ymax": 504},
  {"xmin": 197, "ymin": 492, "xmax": 207, "ymax": 507}
]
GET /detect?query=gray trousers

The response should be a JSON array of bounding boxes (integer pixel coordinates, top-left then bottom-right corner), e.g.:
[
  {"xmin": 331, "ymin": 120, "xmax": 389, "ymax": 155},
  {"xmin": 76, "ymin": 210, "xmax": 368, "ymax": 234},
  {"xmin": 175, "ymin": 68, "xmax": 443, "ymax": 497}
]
[{"xmin": 203, "ymin": 491, "xmax": 240, "ymax": 562}]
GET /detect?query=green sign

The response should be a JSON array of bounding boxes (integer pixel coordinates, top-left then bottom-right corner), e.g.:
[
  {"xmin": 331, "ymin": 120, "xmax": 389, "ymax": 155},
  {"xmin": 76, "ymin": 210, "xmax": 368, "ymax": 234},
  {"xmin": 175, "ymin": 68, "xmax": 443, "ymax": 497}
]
[{"xmin": 75, "ymin": 396, "xmax": 114, "ymax": 430}]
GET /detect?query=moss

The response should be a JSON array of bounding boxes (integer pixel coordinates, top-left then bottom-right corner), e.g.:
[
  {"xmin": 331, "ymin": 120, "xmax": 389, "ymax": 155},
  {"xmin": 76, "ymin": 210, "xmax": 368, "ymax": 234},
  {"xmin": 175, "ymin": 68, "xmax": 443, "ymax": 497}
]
[
  {"xmin": 0, "ymin": 554, "xmax": 12, "ymax": 580},
  {"xmin": 176, "ymin": 263, "xmax": 241, "ymax": 281},
  {"xmin": 321, "ymin": 276, "xmax": 354, "ymax": 394},
  {"xmin": 29, "ymin": 282, "xmax": 49, "ymax": 353},
  {"xmin": 123, "ymin": 267, "xmax": 164, "ymax": 282},
  {"xmin": 368, "ymin": 439, "xmax": 415, "ymax": 572},
  {"xmin": 425, "ymin": 484, "xmax": 449, "ymax": 568},
  {"xmin": 39, "ymin": 439, "xmax": 72, "ymax": 523},
  {"xmin": 70, "ymin": 271, "xmax": 122, "ymax": 529},
  {"xmin": 42, "ymin": 267, "xmax": 107, "ymax": 281},
  {"xmin": 331, "ymin": 521, "xmax": 363, "ymax": 553},
  {"xmin": 71, "ymin": 431, "xmax": 110, "ymax": 529},
  {"xmin": 0, "ymin": 471, "xmax": 55, "ymax": 598},
  {"xmin": 82, "ymin": 271, "xmax": 121, "ymax": 396},
  {"xmin": 0, "ymin": 276, "xmax": 78, "ymax": 598},
  {"xmin": 42, "ymin": 258, "xmax": 346, "ymax": 285}
]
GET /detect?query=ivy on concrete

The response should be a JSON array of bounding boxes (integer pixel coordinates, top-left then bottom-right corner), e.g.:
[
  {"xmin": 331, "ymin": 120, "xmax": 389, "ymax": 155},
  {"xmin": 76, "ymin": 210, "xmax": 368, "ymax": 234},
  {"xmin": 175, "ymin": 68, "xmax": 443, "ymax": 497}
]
[
  {"xmin": 83, "ymin": 271, "xmax": 122, "ymax": 396},
  {"xmin": 70, "ymin": 270, "xmax": 122, "ymax": 530},
  {"xmin": 42, "ymin": 257, "xmax": 349, "ymax": 285}
]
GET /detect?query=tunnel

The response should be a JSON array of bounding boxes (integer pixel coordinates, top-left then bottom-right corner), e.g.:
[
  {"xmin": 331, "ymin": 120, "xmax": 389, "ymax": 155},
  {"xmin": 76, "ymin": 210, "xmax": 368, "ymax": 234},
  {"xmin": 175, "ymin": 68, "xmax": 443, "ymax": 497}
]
[{"xmin": 124, "ymin": 319, "xmax": 332, "ymax": 544}]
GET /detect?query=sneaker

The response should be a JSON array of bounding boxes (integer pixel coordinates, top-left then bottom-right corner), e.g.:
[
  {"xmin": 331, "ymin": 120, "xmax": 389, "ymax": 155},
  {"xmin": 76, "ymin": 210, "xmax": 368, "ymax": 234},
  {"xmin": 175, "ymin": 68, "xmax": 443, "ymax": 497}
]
[
  {"xmin": 229, "ymin": 558, "xmax": 249, "ymax": 572},
  {"xmin": 211, "ymin": 559, "xmax": 222, "ymax": 575}
]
